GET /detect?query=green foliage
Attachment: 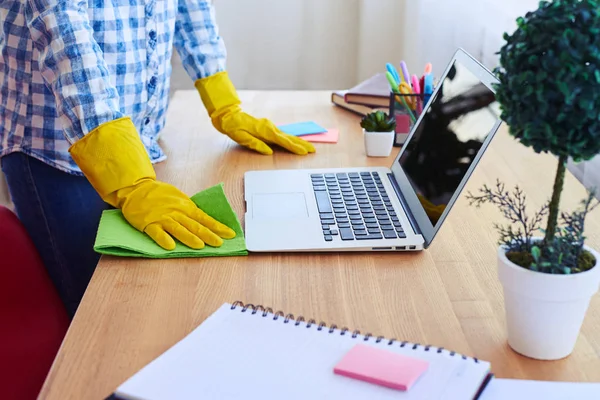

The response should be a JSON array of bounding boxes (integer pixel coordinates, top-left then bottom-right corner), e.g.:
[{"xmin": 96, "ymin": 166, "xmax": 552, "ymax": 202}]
[
  {"xmin": 508, "ymin": 248, "xmax": 595, "ymax": 273},
  {"xmin": 479, "ymin": 0, "xmax": 600, "ymax": 275},
  {"xmin": 360, "ymin": 111, "xmax": 396, "ymax": 132},
  {"xmin": 467, "ymin": 180, "xmax": 599, "ymax": 274},
  {"xmin": 494, "ymin": 0, "xmax": 600, "ymax": 162}
]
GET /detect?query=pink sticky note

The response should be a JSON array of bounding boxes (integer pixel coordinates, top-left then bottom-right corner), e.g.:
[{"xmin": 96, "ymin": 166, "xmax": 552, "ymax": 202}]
[
  {"xmin": 333, "ymin": 344, "xmax": 429, "ymax": 391},
  {"xmin": 300, "ymin": 128, "xmax": 339, "ymax": 143}
]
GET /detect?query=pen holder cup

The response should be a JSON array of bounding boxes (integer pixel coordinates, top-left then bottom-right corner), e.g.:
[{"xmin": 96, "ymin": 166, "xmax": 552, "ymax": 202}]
[{"xmin": 389, "ymin": 92, "xmax": 427, "ymax": 147}]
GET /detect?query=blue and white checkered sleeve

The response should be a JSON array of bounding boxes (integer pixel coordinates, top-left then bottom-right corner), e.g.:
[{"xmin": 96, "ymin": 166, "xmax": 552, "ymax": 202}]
[
  {"xmin": 173, "ymin": 0, "xmax": 227, "ymax": 81},
  {"xmin": 26, "ymin": 0, "xmax": 124, "ymax": 143}
]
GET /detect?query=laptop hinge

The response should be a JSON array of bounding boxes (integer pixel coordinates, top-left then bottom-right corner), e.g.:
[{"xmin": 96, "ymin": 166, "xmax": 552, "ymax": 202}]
[{"xmin": 387, "ymin": 173, "xmax": 422, "ymax": 236}]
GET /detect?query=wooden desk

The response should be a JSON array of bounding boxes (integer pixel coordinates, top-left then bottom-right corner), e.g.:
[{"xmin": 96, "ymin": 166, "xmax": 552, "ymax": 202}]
[{"xmin": 39, "ymin": 91, "xmax": 600, "ymax": 399}]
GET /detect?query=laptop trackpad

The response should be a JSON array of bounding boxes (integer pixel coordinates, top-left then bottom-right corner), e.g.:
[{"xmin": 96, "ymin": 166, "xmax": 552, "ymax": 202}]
[{"xmin": 252, "ymin": 193, "xmax": 309, "ymax": 219}]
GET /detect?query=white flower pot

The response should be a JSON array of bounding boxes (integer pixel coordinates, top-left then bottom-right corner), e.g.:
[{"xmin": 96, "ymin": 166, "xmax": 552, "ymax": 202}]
[
  {"xmin": 363, "ymin": 129, "xmax": 394, "ymax": 157},
  {"xmin": 497, "ymin": 243, "xmax": 600, "ymax": 360}
]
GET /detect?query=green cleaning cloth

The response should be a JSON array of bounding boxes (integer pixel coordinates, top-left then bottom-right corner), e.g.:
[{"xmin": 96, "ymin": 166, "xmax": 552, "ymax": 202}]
[{"xmin": 94, "ymin": 183, "xmax": 247, "ymax": 258}]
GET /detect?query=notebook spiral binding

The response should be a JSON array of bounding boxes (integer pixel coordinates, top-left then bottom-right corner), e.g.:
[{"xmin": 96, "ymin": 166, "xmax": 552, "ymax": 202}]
[{"xmin": 231, "ymin": 301, "xmax": 478, "ymax": 363}]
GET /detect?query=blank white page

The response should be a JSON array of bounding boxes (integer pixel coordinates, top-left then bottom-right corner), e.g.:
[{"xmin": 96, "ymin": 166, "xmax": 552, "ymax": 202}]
[
  {"xmin": 115, "ymin": 303, "xmax": 491, "ymax": 400},
  {"xmin": 481, "ymin": 378, "xmax": 600, "ymax": 400}
]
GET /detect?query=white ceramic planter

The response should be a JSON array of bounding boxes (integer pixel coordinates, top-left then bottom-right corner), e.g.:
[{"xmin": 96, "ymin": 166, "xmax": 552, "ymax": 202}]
[
  {"xmin": 363, "ymin": 129, "xmax": 394, "ymax": 157},
  {"xmin": 497, "ymin": 243, "xmax": 600, "ymax": 360}
]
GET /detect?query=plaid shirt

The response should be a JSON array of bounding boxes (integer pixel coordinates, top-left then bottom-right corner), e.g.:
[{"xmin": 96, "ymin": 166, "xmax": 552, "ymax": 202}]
[{"xmin": 0, "ymin": 0, "xmax": 226, "ymax": 175}]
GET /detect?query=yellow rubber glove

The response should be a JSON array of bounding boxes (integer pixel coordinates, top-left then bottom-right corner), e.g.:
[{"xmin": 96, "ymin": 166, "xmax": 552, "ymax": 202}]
[
  {"xmin": 69, "ymin": 117, "xmax": 236, "ymax": 250},
  {"xmin": 195, "ymin": 71, "xmax": 316, "ymax": 155}
]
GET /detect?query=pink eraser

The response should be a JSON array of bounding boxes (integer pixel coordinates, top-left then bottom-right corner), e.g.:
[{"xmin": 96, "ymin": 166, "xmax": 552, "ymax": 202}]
[{"xmin": 333, "ymin": 344, "xmax": 429, "ymax": 391}]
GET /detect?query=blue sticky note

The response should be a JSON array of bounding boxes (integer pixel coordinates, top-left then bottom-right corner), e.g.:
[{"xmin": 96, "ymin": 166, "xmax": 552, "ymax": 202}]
[{"xmin": 278, "ymin": 121, "xmax": 327, "ymax": 136}]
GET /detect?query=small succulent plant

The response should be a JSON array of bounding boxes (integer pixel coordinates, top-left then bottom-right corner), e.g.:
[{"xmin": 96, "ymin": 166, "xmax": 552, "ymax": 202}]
[{"xmin": 360, "ymin": 111, "xmax": 396, "ymax": 132}]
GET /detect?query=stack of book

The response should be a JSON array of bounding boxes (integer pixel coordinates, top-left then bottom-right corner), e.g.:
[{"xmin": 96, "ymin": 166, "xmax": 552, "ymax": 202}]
[{"xmin": 331, "ymin": 73, "xmax": 390, "ymax": 116}]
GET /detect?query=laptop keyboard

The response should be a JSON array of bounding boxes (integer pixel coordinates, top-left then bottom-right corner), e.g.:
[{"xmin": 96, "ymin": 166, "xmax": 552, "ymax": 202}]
[{"xmin": 311, "ymin": 172, "xmax": 406, "ymax": 242}]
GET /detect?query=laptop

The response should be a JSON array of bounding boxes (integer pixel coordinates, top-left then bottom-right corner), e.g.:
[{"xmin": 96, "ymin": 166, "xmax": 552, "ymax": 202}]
[{"xmin": 244, "ymin": 48, "xmax": 501, "ymax": 252}]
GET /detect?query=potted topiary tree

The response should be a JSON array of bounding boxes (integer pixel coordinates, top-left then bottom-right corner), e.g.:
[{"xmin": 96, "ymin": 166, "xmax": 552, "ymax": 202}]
[
  {"xmin": 360, "ymin": 111, "xmax": 396, "ymax": 157},
  {"xmin": 467, "ymin": 0, "xmax": 600, "ymax": 360}
]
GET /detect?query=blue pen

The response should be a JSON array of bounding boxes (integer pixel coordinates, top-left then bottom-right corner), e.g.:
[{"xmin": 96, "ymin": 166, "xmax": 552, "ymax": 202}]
[
  {"xmin": 386, "ymin": 63, "xmax": 401, "ymax": 85},
  {"xmin": 423, "ymin": 74, "xmax": 434, "ymax": 105}
]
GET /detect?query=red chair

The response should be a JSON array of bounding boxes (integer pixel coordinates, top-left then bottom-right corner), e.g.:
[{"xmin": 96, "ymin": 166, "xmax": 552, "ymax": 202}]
[{"xmin": 0, "ymin": 205, "xmax": 69, "ymax": 400}]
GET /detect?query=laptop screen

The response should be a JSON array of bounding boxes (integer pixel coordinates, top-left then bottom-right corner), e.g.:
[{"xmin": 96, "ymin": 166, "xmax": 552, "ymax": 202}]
[{"xmin": 397, "ymin": 59, "xmax": 499, "ymax": 228}]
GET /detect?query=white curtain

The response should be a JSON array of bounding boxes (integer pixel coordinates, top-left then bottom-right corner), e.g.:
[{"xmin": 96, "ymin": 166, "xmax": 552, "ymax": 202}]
[
  {"xmin": 210, "ymin": 0, "xmax": 543, "ymax": 90},
  {"xmin": 212, "ymin": 0, "xmax": 406, "ymax": 90}
]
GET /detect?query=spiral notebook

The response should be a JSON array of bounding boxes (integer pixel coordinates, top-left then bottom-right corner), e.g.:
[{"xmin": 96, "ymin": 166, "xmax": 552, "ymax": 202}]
[{"xmin": 109, "ymin": 302, "xmax": 493, "ymax": 400}]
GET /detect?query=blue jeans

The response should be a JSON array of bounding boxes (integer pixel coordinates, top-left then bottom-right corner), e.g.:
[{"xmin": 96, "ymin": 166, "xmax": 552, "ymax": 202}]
[{"xmin": 1, "ymin": 153, "xmax": 108, "ymax": 317}]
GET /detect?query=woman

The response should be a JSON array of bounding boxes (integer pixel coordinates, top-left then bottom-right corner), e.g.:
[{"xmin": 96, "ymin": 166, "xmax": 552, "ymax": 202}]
[{"xmin": 0, "ymin": 0, "xmax": 314, "ymax": 317}]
